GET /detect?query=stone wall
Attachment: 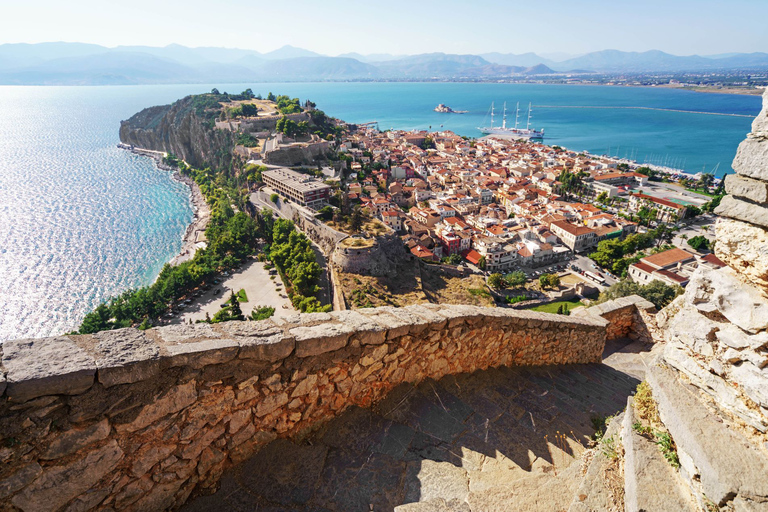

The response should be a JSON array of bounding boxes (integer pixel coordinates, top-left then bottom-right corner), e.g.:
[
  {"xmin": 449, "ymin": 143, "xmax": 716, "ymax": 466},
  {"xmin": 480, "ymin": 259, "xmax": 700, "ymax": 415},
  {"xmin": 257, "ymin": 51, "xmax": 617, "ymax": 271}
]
[
  {"xmin": 573, "ymin": 295, "xmax": 658, "ymax": 343},
  {"xmin": 0, "ymin": 302, "xmax": 641, "ymax": 512},
  {"xmin": 253, "ymin": 190, "xmax": 348, "ymax": 255},
  {"xmin": 658, "ymin": 87, "xmax": 768, "ymax": 434}
]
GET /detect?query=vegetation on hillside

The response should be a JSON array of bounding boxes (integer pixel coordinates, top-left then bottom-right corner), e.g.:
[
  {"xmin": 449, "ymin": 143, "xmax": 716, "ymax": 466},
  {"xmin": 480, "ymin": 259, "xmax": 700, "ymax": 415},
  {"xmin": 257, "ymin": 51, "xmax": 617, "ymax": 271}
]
[{"xmin": 595, "ymin": 279, "xmax": 682, "ymax": 309}]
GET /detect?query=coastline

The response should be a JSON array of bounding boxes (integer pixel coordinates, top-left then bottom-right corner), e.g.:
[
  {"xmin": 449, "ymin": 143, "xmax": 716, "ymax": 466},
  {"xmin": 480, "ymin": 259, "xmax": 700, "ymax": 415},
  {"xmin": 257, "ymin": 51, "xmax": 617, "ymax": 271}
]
[{"xmin": 118, "ymin": 144, "xmax": 210, "ymax": 266}]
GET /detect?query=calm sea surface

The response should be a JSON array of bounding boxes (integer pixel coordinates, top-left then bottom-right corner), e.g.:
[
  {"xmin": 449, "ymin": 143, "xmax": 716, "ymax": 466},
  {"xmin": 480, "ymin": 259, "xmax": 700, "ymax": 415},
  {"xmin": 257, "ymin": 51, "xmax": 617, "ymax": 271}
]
[{"xmin": 0, "ymin": 83, "xmax": 761, "ymax": 340}]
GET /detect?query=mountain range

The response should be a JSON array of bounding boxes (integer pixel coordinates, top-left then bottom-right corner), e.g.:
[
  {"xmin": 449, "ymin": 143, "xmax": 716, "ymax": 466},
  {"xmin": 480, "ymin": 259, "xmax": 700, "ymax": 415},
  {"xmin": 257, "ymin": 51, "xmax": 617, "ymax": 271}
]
[{"xmin": 0, "ymin": 42, "xmax": 766, "ymax": 85}]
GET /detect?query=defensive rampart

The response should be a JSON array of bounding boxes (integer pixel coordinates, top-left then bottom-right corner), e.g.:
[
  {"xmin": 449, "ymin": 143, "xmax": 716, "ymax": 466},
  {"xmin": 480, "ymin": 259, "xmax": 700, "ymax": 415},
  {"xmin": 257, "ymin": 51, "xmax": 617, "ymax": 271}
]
[{"xmin": 0, "ymin": 298, "xmax": 653, "ymax": 511}]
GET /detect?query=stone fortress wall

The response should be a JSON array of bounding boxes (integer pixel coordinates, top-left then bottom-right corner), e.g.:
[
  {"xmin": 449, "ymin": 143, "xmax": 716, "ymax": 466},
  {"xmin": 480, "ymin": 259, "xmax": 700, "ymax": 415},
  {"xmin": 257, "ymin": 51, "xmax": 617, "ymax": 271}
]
[
  {"xmin": 0, "ymin": 298, "xmax": 654, "ymax": 512},
  {"xmin": 632, "ymin": 87, "xmax": 768, "ymax": 511},
  {"xmin": 331, "ymin": 232, "xmax": 406, "ymax": 277}
]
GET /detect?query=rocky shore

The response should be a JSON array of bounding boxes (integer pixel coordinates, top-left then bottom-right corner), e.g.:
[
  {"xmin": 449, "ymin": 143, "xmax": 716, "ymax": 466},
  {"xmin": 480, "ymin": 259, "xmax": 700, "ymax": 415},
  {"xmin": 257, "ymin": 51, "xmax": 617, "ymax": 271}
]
[{"xmin": 118, "ymin": 144, "xmax": 210, "ymax": 266}]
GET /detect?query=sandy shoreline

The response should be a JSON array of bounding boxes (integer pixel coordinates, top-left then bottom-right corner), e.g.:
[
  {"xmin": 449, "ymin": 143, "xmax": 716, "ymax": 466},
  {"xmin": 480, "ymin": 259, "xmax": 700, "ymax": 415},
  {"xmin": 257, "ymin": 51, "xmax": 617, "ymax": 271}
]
[{"xmin": 118, "ymin": 144, "xmax": 210, "ymax": 266}]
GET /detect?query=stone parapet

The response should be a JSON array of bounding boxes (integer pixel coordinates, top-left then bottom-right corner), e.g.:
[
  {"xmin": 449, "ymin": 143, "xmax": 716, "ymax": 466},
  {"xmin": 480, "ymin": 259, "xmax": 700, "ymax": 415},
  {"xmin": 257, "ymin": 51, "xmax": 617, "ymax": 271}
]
[
  {"xmin": 572, "ymin": 294, "xmax": 658, "ymax": 343},
  {"xmin": 0, "ymin": 303, "xmax": 616, "ymax": 512}
]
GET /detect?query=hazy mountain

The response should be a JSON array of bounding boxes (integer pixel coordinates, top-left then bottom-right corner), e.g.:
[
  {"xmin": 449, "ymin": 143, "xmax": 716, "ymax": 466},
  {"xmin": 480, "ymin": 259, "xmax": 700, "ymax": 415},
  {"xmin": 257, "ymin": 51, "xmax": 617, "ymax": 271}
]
[
  {"xmin": 0, "ymin": 51, "xmax": 196, "ymax": 85},
  {"xmin": 481, "ymin": 52, "xmax": 556, "ymax": 67},
  {"xmin": 257, "ymin": 57, "xmax": 379, "ymax": 80},
  {"xmin": 261, "ymin": 45, "xmax": 322, "ymax": 60},
  {"xmin": 0, "ymin": 42, "xmax": 107, "ymax": 68},
  {"xmin": 552, "ymin": 49, "xmax": 768, "ymax": 72},
  {"xmin": 337, "ymin": 52, "xmax": 403, "ymax": 63},
  {"xmin": 0, "ymin": 42, "xmax": 766, "ymax": 84}
]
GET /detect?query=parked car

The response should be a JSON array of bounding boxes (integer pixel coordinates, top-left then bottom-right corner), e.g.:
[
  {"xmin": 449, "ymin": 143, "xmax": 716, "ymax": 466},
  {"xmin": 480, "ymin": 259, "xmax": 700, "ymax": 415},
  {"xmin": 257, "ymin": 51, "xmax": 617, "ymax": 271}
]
[{"xmin": 213, "ymin": 289, "xmax": 221, "ymax": 296}]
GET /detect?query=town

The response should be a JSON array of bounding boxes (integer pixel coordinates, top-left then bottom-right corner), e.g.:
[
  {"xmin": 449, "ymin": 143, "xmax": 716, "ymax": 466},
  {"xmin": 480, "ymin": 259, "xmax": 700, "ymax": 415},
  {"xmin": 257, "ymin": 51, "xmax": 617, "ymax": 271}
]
[{"xmin": 254, "ymin": 119, "xmax": 725, "ymax": 311}]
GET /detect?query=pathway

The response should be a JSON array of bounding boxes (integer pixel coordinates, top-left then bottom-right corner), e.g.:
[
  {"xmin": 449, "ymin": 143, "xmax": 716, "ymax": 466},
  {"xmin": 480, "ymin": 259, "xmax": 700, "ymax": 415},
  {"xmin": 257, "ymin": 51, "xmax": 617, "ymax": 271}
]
[{"xmin": 182, "ymin": 338, "xmax": 652, "ymax": 511}]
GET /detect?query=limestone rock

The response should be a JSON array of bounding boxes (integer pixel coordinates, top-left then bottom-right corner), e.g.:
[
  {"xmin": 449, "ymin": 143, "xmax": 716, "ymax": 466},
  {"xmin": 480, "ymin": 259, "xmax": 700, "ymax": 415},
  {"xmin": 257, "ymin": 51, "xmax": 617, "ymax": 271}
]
[
  {"xmin": 715, "ymin": 217, "xmax": 768, "ymax": 293},
  {"xmin": 685, "ymin": 265, "xmax": 768, "ymax": 333},
  {"xmin": 725, "ymin": 173, "xmax": 768, "ymax": 204},
  {"xmin": 732, "ymin": 137, "xmax": 768, "ymax": 181},
  {"xmin": 93, "ymin": 328, "xmax": 160, "ymax": 387},
  {"xmin": 165, "ymin": 338, "xmax": 239, "ymax": 369},
  {"xmin": 622, "ymin": 398, "xmax": 698, "ymax": 512},
  {"xmin": 41, "ymin": 419, "xmax": 110, "ymax": 460},
  {"xmin": 237, "ymin": 333, "xmax": 294, "ymax": 362},
  {"xmin": 2, "ymin": 337, "xmax": 96, "ymax": 402},
  {"xmin": 11, "ymin": 440, "xmax": 123, "ymax": 512},
  {"xmin": 750, "ymin": 87, "xmax": 768, "ymax": 135},
  {"xmin": 715, "ymin": 195, "xmax": 768, "ymax": 230},
  {"xmin": 290, "ymin": 323, "xmax": 352, "ymax": 357},
  {"xmin": 648, "ymin": 365, "xmax": 768, "ymax": 506}
]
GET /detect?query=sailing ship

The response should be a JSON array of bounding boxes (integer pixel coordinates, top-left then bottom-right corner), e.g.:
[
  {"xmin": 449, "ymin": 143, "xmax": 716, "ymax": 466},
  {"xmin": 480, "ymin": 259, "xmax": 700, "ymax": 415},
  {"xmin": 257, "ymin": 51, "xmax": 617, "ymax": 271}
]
[{"xmin": 477, "ymin": 102, "xmax": 544, "ymax": 139}]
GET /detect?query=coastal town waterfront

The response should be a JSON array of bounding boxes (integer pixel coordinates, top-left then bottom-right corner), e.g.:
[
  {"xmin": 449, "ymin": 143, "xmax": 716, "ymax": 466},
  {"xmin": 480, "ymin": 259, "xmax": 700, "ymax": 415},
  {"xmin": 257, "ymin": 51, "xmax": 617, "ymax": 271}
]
[{"xmin": 0, "ymin": 83, "xmax": 758, "ymax": 340}]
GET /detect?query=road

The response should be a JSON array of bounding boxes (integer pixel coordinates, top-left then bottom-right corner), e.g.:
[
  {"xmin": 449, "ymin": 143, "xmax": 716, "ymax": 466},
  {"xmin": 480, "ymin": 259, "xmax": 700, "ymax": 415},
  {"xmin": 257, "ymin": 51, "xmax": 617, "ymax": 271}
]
[
  {"xmin": 570, "ymin": 253, "xmax": 618, "ymax": 289},
  {"xmin": 671, "ymin": 213, "xmax": 717, "ymax": 249}
]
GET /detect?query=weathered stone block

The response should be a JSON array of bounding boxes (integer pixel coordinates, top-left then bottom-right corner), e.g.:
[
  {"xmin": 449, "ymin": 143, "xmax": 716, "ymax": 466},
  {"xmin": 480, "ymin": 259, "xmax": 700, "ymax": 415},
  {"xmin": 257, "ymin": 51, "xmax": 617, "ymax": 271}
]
[
  {"xmin": 716, "ymin": 194, "xmax": 768, "ymax": 229},
  {"xmin": 131, "ymin": 444, "xmax": 176, "ymax": 478},
  {"xmin": 0, "ymin": 462, "xmax": 42, "ymax": 500},
  {"xmin": 725, "ymin": 173, "xmax": 768, "ymax": 204},
  {"xmin": 238, "ymin": 333, "xmax": 295, "ymax": 362},
  {"xmin": 11, "ymin": 440, "xmax": 123, "ymax": 512},
  {"xmin": 155, "ymin": 323, "xmax": 221, "ymax": 343},
  {"xmin": 3, "ymin": 337, "xmax": 96, "ymax": 402},
  {"xmin": 715, "ymin": 217, "xmax": 768, "ymax": 292},
  {"xmin": 118, "ymin": 380, "xmax": 197, "ymax": 432},
  {"xmin": 291, "ymin": 323, "xmax": 352, "ymax": 357},
  {"xmin": 165, "ymin": 338, "xmax": 239, "ymax": 369},
  {"xmin": 685, "ymin": 266, "xmax": 768, "ymax": 333},
  {"xmin": 42, "ymin": 419, "xmax": 110, "ymax": 460},
  {"xmin": 255, "ymin": 391, "xmax": 289, "ymax": 417},
  {"xmin": 330, "ymin": 310, "xmax": 388, "ymax": 345},
  {"xmin": 93, "ymin": 328, "xmax": 161, "ymax": 387},
  {"xmin": 732, "ymin": 137, "xmax": 768, "ymax": 181},
  {"xmin": 291, "ymin": 374, "xmax": 318, "ymax": 398}
]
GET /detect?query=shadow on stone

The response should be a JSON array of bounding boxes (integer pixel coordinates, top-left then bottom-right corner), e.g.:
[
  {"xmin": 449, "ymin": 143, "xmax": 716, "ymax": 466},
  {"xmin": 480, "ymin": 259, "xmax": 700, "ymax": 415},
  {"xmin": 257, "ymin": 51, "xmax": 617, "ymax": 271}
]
[{"xmin": 182, "ymin": 363, "xmax": 639, "ymax": 511}]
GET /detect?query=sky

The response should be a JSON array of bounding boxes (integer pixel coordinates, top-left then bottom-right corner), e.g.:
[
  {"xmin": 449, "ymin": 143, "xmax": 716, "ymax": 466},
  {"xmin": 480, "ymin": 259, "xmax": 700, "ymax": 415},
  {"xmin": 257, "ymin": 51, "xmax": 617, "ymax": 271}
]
[{"xmin": 1, "ymin": 0, "xmax": 767, "ymax": 57}]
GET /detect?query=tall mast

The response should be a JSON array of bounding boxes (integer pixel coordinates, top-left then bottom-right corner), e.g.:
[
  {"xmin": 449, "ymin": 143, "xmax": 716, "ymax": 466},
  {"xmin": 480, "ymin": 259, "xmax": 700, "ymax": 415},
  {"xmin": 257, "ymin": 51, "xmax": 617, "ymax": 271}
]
[
  {"xmin": 490, "ymin": 102, "xmax": 494, "ymax": 129},
  {"xmin": 514, "ymin": 102, "xmax": 520, "ymax": 130},
  {"xmin": 526, "ymin": 102, "xmax": 532, "ymax": 131},
  {"xmin": 502, "ymin": 102, "xmax": 507, "ymax": 129}
]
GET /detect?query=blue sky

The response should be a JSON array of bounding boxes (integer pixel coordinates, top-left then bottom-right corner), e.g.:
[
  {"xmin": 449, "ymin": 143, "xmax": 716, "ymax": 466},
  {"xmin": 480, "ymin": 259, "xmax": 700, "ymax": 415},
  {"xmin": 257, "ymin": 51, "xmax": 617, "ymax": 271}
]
[{"xmin": 1, "ymin": 0, "xmax": 766, "ymax": 56}]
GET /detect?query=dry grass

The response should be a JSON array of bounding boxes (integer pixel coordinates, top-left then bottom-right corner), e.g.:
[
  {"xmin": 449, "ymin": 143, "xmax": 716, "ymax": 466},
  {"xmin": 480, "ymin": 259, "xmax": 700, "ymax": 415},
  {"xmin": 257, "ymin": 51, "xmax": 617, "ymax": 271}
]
[
  {"xmin": 338, "ymin": 266, "xmax": 494, "ymax": 309},
  {"xmin": 634, "ymin": 381, "xmax": 661, "ymax": 427}
]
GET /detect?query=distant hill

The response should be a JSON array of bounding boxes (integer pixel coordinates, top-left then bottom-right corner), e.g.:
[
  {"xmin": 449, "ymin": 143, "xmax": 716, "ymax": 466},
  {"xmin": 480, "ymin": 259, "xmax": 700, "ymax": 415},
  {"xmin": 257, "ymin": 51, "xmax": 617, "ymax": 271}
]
[
  {"xmin": 261, "ymin": 45, "xmax": 322, "ymax": 60},
  {"xmin": 0, "ymin": 42, "xmax": 766, "ymax": 84},
  {"xmin": 480, "ymin": 52, "xmax": 557, "ymax": 68}
]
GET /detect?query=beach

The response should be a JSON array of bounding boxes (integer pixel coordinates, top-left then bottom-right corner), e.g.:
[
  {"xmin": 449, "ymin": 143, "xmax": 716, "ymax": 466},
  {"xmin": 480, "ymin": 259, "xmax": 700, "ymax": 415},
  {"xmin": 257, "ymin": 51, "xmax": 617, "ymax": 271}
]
[{"xmin": 118, "ymin": 144, "xmax": 211, "ymax": 267}]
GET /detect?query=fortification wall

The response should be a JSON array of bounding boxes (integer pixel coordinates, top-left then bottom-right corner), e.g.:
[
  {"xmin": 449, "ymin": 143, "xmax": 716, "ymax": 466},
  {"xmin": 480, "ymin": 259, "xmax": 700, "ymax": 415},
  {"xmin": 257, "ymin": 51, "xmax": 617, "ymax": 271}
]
[
  {"xmin": 253, "ymin": 191, "xmax": 347, "ymax": 255},
  {"xmin": 0, "ymin": 300, "xmax": 651, "ymax": 512},
  {"xmin": 332, "ymin": 232, "xmax": 405, "ymax": 277}
]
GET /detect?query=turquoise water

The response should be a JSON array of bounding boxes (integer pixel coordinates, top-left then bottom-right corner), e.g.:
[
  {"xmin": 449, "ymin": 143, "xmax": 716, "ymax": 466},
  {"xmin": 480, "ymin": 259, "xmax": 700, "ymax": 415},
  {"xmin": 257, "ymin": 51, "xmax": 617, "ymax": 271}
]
[{"xmin": 0, "ymin": 83, "xmax": 761, "ymax": 340}]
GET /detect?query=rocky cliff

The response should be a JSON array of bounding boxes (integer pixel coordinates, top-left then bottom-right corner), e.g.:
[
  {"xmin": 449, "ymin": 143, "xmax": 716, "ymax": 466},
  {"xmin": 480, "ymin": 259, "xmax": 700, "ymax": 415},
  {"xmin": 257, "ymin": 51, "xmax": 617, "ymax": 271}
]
[{"xmin": 119, "ymin": 95, "xmax": 236, "ymax": 170}]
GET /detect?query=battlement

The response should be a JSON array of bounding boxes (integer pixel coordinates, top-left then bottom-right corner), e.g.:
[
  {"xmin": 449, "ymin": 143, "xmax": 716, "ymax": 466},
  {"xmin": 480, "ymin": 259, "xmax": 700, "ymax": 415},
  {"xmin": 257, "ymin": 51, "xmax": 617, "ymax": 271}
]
[{"xmin": 0, "ymin": 298, "xmax": 654, "ymax": 511}]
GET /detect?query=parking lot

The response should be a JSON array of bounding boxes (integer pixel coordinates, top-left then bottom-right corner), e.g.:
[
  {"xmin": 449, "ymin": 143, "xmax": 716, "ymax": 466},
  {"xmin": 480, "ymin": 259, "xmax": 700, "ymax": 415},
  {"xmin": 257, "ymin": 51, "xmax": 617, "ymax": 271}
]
[{"xmin": 169, "ymin": 259, "xmax": 294, "ymax": 325}]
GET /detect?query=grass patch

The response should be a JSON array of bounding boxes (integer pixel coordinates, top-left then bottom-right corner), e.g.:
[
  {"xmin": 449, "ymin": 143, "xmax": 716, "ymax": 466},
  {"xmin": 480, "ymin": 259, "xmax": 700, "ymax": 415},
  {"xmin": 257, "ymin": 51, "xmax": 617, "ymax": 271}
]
[
  {"xmin": 529, "ymin": 297, "xmax": 584, "ymax": 314},
  {"xmin": 633, "ymin": 381, "xmax": 680, "ymax": 468},
  {"xmin": 468, "ymin": 287, "xmax": 491, "ymax": 298},
  {"xmin": 236, "ymin": 289, "xmax": 248, "ymax": 303}
]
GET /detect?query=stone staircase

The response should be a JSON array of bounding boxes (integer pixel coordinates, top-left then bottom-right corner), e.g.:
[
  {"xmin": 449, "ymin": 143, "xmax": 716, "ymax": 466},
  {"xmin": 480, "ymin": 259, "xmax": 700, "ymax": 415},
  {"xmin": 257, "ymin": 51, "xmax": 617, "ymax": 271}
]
[{"xmin": 182, "ymin": 339, "xmax": 644, "ymax": 512}]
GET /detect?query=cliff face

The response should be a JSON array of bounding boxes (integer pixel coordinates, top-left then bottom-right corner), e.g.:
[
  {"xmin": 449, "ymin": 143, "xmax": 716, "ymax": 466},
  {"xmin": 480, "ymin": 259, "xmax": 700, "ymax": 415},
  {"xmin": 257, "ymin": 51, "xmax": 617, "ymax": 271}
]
[{"xmin": 119, "ymin": 95, "xmax": 236, "ymax": 170}]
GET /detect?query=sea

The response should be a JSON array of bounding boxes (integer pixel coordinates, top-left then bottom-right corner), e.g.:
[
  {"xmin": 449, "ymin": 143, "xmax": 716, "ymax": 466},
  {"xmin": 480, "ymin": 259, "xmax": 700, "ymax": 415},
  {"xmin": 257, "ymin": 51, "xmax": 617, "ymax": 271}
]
[{"xmin": 0, "ymin": 82, "xmax": 761, "ymax": 341}]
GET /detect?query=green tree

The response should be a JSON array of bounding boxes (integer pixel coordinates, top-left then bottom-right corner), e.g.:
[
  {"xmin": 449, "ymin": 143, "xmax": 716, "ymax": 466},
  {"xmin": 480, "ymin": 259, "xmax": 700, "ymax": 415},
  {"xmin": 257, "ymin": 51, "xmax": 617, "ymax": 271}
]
[
  {"xmin": 505, "ymin": 271, "xmax": 527, "ymax": 287},
  {"xmin": 211, "ymin": 88, "xmax": 220, "ymax": 95},
  {"xmin": 442, "ymin": 253, "xmax": 462, "ymax": 265},
  {"xmin": 350, "ymin": 206, "xmax": 364, "ymax": 232},
  {"xmin": 687, "ymin": 235, "xmax": 710, "ymax": 252},
  {"xmin": 488, "ymin": 273, "xmax": 506, "ymax": 289},
  {"xmin": 597, "ymin": 279, "xmax": 682, "ymax": 309},
  {"xmin": 270, "ymin": 193, "xmax": 279, "ymax": 203},
  {"xmin": 251, "ymin": 305, "xmax": 275, "ymax": 321},
  {"xmin": 477, "ymin": 256, "xmax": 486, "ymax": 271}
]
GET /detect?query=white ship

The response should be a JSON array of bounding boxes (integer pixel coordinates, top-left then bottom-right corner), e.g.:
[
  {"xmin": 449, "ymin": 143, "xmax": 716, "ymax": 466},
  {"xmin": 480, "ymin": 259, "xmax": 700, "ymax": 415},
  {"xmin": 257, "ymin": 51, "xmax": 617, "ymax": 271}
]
[{"xmin": 477, "ymin": 102, "xmax": 544, "ymax": 139}]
